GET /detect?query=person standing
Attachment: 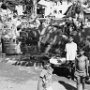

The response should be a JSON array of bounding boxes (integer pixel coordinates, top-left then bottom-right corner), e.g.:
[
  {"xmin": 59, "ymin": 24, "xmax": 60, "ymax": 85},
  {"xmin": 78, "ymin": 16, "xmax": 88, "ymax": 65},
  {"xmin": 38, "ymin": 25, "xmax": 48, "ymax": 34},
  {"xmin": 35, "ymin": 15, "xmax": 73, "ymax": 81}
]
[
  {"xmin": 75, "ymin": 50, "xmax": 89, "ymax": 90},
  {"xmin": 1, "ymin": 34, "xmax": 6, "ymax": 61},
  {"xmin": 65, "ymin": 36, "xmax": 77, "ymax": 79},
  {"xmin": 37, "ymin": 62, "xmax": 53, "ymax": 90}
]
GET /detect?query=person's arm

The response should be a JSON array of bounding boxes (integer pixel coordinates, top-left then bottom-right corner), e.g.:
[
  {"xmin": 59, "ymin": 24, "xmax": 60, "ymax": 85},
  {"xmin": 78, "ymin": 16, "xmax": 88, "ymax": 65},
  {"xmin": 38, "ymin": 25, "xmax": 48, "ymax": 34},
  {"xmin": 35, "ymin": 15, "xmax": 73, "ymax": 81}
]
[
  {"xmin": 76, "ymin": 44, "xmax": 78, "ymax": 52},
  {"xmin": 65, "ymin": 44, "xmax": 67, "ymax": 52},
  {"xmin": 85, "ymin": 57, "xmax": 89, "ymax": 76},
  {"xmin": 75, "ymin": 44, "xmax": 78, "ymax": 58},
  {"xmin": 75, "ymin": 57, "xmax": 78, "ymax": 71}
]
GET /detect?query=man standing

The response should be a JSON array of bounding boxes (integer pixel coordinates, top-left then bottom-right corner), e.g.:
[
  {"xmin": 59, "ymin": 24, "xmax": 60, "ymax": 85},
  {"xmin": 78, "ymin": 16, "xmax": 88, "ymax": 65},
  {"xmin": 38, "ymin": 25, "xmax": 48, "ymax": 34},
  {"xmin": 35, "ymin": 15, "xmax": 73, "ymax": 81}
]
[{"xmin": 65, "ymin": 36, "xmax": 77, "ymax": 79}]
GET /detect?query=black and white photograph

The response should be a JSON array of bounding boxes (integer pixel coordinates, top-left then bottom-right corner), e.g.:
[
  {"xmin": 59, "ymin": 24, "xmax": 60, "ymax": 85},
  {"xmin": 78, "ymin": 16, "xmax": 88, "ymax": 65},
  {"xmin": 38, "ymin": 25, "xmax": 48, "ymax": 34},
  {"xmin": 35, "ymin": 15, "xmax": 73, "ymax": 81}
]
[{"xmin": 0, "ymin": 0, "xmax": 90, "ymax": 90}]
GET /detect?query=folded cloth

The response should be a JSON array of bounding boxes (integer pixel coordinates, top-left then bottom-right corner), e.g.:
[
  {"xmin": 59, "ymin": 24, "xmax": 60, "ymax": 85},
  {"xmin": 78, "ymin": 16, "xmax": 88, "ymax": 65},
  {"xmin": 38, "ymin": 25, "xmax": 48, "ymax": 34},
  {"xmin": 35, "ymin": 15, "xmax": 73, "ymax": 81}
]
[
  {"xmin": 49, "ymin": 57, "xmax": 66, "ymax": 65},
  {"xmin": 74, "ymin": 70, "xmax": 87, "ymax": 78}
]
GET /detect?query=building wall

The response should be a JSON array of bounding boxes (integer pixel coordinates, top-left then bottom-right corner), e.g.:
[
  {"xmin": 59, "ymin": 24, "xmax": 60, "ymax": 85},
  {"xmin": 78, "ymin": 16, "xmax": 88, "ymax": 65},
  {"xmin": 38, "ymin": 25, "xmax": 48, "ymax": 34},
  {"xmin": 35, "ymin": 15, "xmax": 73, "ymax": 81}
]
[{"xmin": 84, "ymin": 13, "xmax": 90, "ymax": 20}]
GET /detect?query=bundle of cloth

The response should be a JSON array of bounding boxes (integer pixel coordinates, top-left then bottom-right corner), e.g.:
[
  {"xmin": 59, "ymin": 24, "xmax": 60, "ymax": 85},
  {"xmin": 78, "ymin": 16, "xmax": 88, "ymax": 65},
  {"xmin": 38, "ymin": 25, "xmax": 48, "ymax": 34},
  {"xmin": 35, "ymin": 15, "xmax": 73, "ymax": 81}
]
[{"xmin": 49, "ymin": 56, "xmax": 66, "ymax": 65}]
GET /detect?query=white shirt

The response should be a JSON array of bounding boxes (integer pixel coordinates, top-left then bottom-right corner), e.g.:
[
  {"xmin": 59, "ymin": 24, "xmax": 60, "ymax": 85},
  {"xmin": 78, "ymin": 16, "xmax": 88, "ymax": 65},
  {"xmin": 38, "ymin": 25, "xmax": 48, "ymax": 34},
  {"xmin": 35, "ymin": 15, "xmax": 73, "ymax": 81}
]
[
  {"xmin": 15, "ymin": 5, "xmax": 23, "ymax": 15},
  {"xmin": 65, "ymin": 42, "xmax": 77, "ymax": 61}
]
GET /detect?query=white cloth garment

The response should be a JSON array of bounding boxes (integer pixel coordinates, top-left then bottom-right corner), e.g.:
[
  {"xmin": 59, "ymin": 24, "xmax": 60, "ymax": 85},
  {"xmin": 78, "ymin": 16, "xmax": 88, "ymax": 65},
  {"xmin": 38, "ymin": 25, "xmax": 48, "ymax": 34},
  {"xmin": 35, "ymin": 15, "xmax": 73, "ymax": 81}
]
[
  {"xmin": 49, "ymin": 57, "xmax": 66, "ymax": 65},
  {"xmin": 15, "ymin": 5, "xmax": 23, "ymax": 15},
  {"xmin": 65, "ymin": 42, "xmax": 77, "ymax": 61}
]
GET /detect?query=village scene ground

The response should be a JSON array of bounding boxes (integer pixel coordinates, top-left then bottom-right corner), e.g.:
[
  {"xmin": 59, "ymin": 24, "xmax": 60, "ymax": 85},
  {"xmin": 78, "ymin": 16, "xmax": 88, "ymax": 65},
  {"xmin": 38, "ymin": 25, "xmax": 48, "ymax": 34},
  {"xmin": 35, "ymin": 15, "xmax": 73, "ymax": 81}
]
[
  {"xmin": 1, "ymin": 0, "xmax": 90, "ymax": 90},
  {"xmin": 0, "ymin": 55, "xmax": 90, "ymax": 90}
]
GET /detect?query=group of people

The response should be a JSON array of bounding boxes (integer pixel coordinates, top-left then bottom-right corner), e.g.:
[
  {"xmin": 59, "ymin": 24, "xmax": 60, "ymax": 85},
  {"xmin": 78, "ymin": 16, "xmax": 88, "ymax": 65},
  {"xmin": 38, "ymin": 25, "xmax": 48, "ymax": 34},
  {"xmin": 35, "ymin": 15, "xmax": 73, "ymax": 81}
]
[
  {"xmin": 37, "ymin": 35, "xmax": 89, "ymax": 90},
  {"xmin": 65, "ymin": 36, "xmax": 89, "ymax": 90}
]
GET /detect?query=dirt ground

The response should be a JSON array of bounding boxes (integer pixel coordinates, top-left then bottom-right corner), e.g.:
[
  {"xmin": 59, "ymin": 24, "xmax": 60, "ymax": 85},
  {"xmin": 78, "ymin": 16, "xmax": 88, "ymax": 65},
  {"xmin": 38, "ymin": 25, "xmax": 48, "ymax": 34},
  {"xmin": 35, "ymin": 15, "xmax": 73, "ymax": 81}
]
[{"xmin": 0, "ymin": 58, "xmax": 90, "ymax": 90}]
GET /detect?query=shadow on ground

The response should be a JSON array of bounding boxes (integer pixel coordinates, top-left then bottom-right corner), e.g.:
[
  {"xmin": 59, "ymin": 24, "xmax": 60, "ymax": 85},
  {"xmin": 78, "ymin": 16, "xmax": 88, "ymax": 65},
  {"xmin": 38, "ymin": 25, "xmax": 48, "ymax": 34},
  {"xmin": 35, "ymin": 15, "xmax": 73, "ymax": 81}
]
[{"xmin": 58, "ymin": 81, "xmax": 76, "ymax": 90}]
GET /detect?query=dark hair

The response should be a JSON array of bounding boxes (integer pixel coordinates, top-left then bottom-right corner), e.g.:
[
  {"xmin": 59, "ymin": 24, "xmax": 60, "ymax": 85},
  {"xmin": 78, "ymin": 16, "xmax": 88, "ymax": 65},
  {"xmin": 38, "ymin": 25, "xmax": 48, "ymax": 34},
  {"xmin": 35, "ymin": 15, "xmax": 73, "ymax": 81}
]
[
  {"xmin": 79, "ymin": 49, "xmax": 85, "ymax": 54},
  {"xmin": 69, "ymin": 35, "xmax": 74, "ymax": 39}
]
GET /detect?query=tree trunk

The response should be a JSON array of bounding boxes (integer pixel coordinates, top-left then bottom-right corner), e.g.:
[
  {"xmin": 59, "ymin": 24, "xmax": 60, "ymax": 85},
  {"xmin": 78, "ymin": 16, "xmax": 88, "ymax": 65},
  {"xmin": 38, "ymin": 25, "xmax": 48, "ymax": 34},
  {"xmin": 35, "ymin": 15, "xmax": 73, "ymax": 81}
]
[{"xmin": 33, "ymin": 0, "xmax": 37, "ymax": 16}]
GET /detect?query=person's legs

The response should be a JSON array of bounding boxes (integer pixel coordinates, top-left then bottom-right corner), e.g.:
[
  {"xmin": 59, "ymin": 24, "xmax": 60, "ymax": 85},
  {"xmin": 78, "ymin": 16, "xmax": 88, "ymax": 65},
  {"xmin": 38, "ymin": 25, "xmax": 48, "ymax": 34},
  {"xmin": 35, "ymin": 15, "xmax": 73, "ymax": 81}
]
[
  {"xmin": 71, "ymin": 61, "xmax": 75, "ymax": 80},
  {"xmin": 67, "ymin": 61, "xmax": 75, "ymax": 80},
  {"xmin": 81, "ymin": 77, "xmax": 85, "ymax": 90},
  {"xmin": 71, "ymin": 67, "xmax": 75, "ymax": 80},
  {"xmin": 1, "ymin": 53, "xmax": 6, "ymax": 61},
  {"xmin": 77, "ymin": 76, "xmax": 82, "ymax": 90}
]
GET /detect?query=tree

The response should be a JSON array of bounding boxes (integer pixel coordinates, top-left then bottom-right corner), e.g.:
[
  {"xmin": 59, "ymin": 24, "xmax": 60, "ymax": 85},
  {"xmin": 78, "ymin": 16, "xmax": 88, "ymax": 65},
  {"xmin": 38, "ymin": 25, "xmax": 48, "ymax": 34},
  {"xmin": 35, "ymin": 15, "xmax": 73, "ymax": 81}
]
[{"xmin": 33, "ymin": 0, "xmax": 37, "ymax": 16}]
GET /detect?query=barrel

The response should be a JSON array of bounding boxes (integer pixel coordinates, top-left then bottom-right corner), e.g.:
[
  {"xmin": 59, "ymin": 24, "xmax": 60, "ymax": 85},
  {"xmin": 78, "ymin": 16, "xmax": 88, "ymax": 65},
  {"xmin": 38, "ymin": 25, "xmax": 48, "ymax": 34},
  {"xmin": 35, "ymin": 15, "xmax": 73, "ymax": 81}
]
[{"xmin": 3, "ymin": 41, "xmax": 16, "ymax": 55}]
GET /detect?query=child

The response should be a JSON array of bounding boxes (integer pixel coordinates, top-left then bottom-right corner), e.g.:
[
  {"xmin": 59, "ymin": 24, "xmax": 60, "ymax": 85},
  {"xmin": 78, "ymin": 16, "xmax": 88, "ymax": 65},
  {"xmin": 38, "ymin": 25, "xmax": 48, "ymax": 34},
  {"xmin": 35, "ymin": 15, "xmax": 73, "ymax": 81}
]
[
  {"xmin": 75, "ymin": 50, "xmax": 89, "ymax": 90},
  {"xmin": 37, "ymin": 62, "xmax": 53, "ymax": 90}
]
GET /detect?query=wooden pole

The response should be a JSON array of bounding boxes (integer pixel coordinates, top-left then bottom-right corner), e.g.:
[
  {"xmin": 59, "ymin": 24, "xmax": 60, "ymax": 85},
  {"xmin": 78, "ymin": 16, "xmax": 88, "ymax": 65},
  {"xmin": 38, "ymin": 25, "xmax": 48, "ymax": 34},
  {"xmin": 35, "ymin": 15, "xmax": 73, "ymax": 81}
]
[{"xmin": 33, "ymin": 0, "xmax": 37, "ymax": 16}]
